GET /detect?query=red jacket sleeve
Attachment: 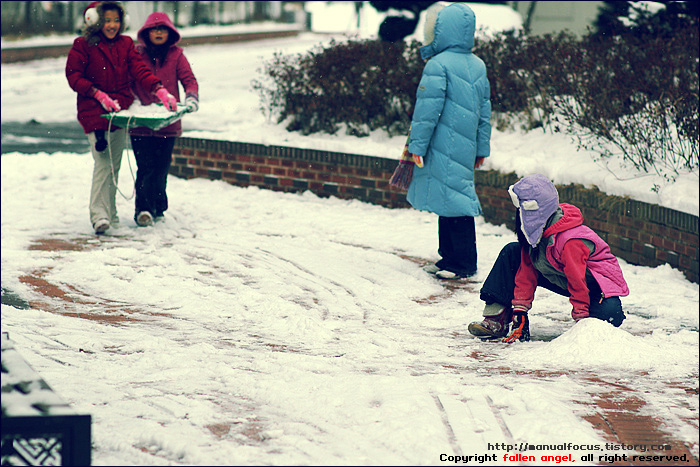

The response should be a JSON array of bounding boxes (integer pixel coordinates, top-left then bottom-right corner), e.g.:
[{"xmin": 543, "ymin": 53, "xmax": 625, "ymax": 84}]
[
  {"xmin": 65, "ymin": 38, "xmax": 95, "ymax": 97},
  {"xmin": 177, "ymin": 53, "xmax": 199, "ymax": 98},
  {"xmin": 512, "ymin": 247, "xmax": 538, "ymax": 310},
  {"xmin": 560, "ymin": 239, "xmax": 591, "ymax": 314}
]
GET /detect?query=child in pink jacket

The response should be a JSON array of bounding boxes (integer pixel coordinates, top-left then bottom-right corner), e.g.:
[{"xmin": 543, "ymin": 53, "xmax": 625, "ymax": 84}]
[
  {"xmin": 129, "ymin": 12, "xmax": 199, "ymax": 227},
  {"xmin": 468, "ymin": 174, "xmax": 629, "ymax": 342}
]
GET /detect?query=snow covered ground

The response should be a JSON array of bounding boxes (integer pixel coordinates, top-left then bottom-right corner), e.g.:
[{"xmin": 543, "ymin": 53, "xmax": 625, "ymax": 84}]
[
  {"xmin": 1, "ymin": 2, "xmax": 698, "ymax": 466},
  {"xmin": 2, "ymin": 149, "xmax": 698, "ymax": 465}
]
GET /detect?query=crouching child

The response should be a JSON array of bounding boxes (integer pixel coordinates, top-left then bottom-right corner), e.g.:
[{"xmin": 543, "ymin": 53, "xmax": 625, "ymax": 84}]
[{"xmin": 468, "ymin": 174, "xmax": 629, "ymax": 342}]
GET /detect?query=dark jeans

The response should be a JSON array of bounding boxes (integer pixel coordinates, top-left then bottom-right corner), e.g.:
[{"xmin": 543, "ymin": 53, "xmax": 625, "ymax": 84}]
[
  {"xmin": 130, "ymin": 135, "xmax": 176, "ymax": 220},
  {"xmin": 480, "ymin": 242, "xmax": 626, "ymax": 327},
  {"xmin": 435, "ymin": 215, "xmax": 477, "ymax": 276}
]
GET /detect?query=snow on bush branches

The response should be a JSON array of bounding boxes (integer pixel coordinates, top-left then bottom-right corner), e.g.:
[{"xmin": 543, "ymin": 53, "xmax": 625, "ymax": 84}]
[{"xmin": 254, "ymin": 21, "xmax": 698, "ymax": 182}]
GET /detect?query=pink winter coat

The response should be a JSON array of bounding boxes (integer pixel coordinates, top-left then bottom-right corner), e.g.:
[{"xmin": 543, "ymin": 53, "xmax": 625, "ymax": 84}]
[
  {"xmin": 66, "ymin": 32, "xmax": 163, "ymax": 134},
  {"xmin": 513, "ymin": 203, "xmax": 629, "ymax": 315},
  {"xmin": 129, "ymin": 12, "xmax": 199, "ymax": 137}
]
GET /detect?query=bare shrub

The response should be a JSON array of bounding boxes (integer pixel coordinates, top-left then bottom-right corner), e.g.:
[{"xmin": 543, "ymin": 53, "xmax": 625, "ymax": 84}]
[
  {"xmin": 252, "ymin": 38, "xmax": 424, "ymax": 137},
  {"xmin": 254, "ymin": 24, "xmax": 698, "ymax": 180}
]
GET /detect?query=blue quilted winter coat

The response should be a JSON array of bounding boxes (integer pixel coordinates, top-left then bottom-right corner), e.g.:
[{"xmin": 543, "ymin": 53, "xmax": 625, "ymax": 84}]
[{"xmin": 407, "ymin": 3, "xmax": 491, "ymax": 217}]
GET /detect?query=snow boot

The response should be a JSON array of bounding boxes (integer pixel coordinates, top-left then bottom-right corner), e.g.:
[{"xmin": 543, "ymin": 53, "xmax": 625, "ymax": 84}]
[{"xmin": 468, "ymin": 303, "xmax": 512, "ymax": 339}]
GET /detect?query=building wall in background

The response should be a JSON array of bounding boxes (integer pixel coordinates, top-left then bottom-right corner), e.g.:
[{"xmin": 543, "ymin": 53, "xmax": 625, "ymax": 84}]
[
  {"xmin": 1, "ymin": 24, "xmax": 301, "ymax": 63},
  {"xmin": 124, "ymin": 1, "xmax": 287, "ymax": 31},
  {"xmin": 0, "ymin": 1, "xmax": 301, "ymax": 37},
  {"xmin": 509, "ymin": 1, "xmax": 604, "ymax": 35},
  {"xmin": 1, "ymin": 1, "xmax": 602, "ymax": 39}
]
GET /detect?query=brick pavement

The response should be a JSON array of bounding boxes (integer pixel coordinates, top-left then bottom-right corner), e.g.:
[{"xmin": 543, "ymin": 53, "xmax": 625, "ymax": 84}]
[{"xmin": 8, "ymin": 236, "xmax": 699, "ymax": 466}]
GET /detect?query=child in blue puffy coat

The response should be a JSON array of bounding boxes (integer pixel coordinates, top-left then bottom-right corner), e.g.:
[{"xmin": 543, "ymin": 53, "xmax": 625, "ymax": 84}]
[{"xmin": 407, "ymin": 2, "xmax": 492, "ymax": 280}]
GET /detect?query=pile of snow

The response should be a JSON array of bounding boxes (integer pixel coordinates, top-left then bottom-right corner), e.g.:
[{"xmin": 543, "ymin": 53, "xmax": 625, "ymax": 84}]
[
  {"xmin": 507, "ymin": 319, "xmax": 699, "ymax": 377},
  {"xmin": 115, "ymin": 102, "xmax": 177, "ymax": 118}
]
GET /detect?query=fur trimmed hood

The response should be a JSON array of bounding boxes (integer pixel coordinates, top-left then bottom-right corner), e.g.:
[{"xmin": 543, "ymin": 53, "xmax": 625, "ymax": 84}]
[{"xmin": 420, "ymin": 2, "xmax": 476, "ymax": 61}]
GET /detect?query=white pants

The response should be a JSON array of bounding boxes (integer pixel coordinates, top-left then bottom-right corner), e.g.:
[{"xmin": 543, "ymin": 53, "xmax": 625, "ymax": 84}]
[{"xmin": 87, "ymin": 129, "xmax": 126, "ymax": 227}]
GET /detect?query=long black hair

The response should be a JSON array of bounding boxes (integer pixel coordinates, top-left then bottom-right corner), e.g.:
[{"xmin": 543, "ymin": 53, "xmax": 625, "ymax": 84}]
[{"xmin": 144, "ymin": 36, "xmax": 170, "ymax": 66}]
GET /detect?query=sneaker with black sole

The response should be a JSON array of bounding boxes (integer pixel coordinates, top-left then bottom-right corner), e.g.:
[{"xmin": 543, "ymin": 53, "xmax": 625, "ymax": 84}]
[
  {"xmin": 435, "ymin": 269, "xmax": 476, "ymax": 280},
  {"xmin": 136, "ymin": 211, "xmax": 153, "ymax": 227},
  {"xmin": 94, "ymin": 218, "xmax": 110, "ymax": 235}
]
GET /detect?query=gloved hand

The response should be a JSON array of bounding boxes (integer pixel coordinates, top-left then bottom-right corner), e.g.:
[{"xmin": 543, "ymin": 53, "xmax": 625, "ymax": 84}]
[
  {"xmin": 94, "ymin": 129, "xmax": 107, "ymax": 152},
  {"xmin": 93, "ymin": 89, "xmax": 121, "ymax": 112},
  {"xmin": 503, "ymin": 305, "xmax": 530, "ymax": 342},
  {"xmin": 571, "ymin": 308, "xmax": 589, "ymax": 322},
  {"xmin": 155, "ymin": 88, "xmax": 177, "ymax": 111},
  {"xmin": 474, "ymin": 156, "xmax": 486, "ymax": 169},
  {"xmin": 412, "ymin": 154, "xmax": 424, "ymax": 168},
  {"xmin": 185, "ymin": 94, "xmax": 199, "ymax": 113}
]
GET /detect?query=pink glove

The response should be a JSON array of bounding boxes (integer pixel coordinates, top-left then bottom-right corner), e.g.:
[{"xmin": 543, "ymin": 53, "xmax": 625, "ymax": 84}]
[
  {"xmin": 155, "ymin": 88, "xmax": 177, "ymax": 111},
  {"xmin": 93, "ymin": 90, "xmax": 121, "ymax": 112},
  {"xmin": 571, "ymin": 308, "xmax": 589, "ymax": 322}
]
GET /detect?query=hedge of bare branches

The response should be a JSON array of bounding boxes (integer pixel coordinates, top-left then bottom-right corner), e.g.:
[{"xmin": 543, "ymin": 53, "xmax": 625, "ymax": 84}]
[{"xmin": 254, "ymin": 22, "xmax": 698, "ymax": 180}]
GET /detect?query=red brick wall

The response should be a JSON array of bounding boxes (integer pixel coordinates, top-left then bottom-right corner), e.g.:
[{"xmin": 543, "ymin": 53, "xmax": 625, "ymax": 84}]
[
  {"xmin": 172, "ymin": 137, "xmax": 699, "ymax": 283},
  {"xmin": 171, "ymin": 139, "xmax": 409, "ymax": 208},
  {"xmin": 1, "ymin": 44, "xmax": 72, "ymax": 63}
]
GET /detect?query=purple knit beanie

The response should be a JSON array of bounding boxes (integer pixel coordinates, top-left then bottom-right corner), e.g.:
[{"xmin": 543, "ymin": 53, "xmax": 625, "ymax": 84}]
[{"xmin": 508, "ymin": 174, "xmax": 559, "ymax": 247}]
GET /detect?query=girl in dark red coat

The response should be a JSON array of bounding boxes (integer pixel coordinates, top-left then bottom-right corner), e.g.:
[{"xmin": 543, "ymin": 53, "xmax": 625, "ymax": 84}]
[
  {"xmin": 65, "ymin": 1, "xmax": 177, "ymax": 234},
  {"xmin": 129, "ymin": 12, "xmax": 199, "ymax": 227}
]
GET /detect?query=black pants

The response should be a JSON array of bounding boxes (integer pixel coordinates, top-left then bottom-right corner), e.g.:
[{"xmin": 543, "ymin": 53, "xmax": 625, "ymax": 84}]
[
  {"xmin": 480, "ymin": 242, "xmax": 626, "ymax": 327},
  {"xmin": 130, "ymin": 135, "xmax": 176, "ymax": 220},
  {"xmin": 435, "ymin": 215, "xmax": 477, "ymax": 276}
]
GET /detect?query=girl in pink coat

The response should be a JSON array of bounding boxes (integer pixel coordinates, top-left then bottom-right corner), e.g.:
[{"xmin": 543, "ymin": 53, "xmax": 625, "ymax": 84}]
[
  {"xmin": 66, "ymin": 1, "xmax": 177, "ymax": 234},
  {"xmin": 468, "ymin": 174, "xmax": 629, "ymax": 342},
  {"xmin": 129, "ymin": 12, "xmax": 199, "ymax": 227}
]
